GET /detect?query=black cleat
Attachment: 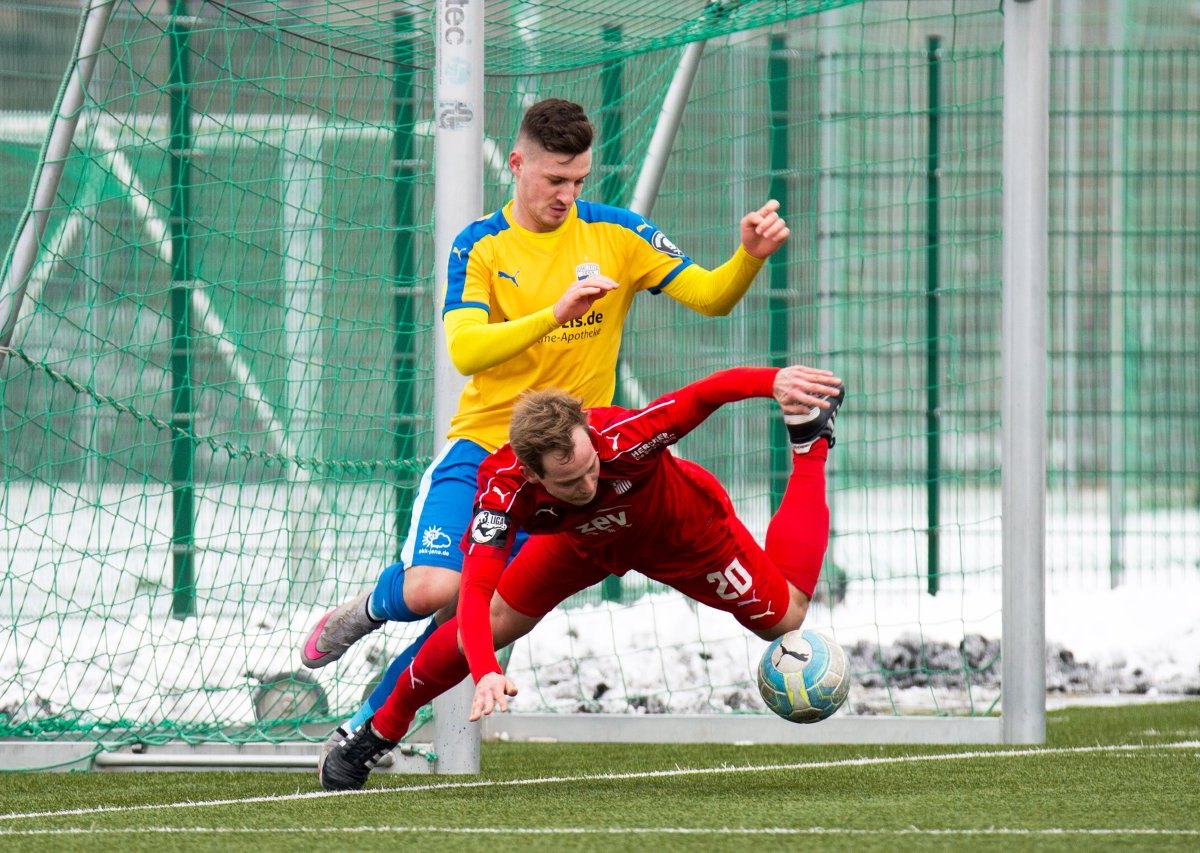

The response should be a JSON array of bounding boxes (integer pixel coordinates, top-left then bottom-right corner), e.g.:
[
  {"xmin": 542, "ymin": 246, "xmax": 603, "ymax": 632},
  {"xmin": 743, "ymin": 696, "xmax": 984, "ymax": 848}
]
[
  {"xmin": 784, "ymin": 382, "xmax": 845, "ymax": 453},
  {"xmin": 318, "ymin": 719, "xmax": 397, "ymax": 791},
  {"xmin": 315, "ymin": 723, "xmax": 349, "ymax": 780}
]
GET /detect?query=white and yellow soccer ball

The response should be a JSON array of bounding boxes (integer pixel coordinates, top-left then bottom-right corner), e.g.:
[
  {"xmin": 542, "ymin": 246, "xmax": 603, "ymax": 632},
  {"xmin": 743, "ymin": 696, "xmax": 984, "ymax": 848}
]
[{"xmin": 757, "ymin": 628, "xmax": 850, "ymax": 723}]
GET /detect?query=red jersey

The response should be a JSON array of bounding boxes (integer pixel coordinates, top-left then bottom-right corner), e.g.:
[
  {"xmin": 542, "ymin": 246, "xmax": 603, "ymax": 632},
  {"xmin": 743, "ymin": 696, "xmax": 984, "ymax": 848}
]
[{"xmin": 457, "ymin": 366, "xmax": 780, "ymax": 679}]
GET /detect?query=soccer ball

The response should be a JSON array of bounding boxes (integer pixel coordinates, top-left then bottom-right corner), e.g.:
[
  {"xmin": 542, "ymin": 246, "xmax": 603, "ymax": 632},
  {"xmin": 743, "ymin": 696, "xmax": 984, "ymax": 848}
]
[{"xmin": 757, "ymin": 628, "xmax": 849, "ymax": 723}]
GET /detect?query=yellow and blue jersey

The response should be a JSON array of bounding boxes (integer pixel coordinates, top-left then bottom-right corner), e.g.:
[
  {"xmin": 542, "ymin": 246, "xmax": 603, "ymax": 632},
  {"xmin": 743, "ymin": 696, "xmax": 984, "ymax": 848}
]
[{"xmin": 443, "ymin": 198, "xmax": 693, "ymax": 450}]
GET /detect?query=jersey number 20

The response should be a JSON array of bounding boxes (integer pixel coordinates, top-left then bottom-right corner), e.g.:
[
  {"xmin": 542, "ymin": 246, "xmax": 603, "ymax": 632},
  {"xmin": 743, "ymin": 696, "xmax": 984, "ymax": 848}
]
[{"xmin": 706, "ymin": 562, "xmax": 753, "ymax": 600}]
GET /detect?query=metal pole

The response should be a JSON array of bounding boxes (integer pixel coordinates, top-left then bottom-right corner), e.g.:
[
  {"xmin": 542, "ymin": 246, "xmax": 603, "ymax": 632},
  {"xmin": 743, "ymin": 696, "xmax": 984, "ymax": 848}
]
[
  {"xmin": 599, "ymin": 25, "xmax": 626, "ymax": 208},
  {"xmin": 628, "ymin": 40, "xmax": 705, "ymax": 216},
  {"xmin": 431, "ymin": 0, "xmax": 484, "ymax": 774},
  {"xmin": 926, "ymin": 36, "xmax": 942, "ymax": 597},
  {"xmin": 1001, "ymin": 0, "xmax": 1048, "ymax": 745},
  {"xmin": 816, "ymin": 10, "xmax": 844, "ymax": 364},
  {"xmin": 168, "ymin": 0, "xmax": 196, "ymax": 620},
  {"xmin": 815, "ymin": 9, "xmax": 845, "ymax": 605},
  {"xmin": 91, "ymin": 745, "xmax": 426, "ymax": 770},
  {"xmin": 768, "ymin": 34, "xmax": 790, "ymax": 508},
  {"xmin": 1061, "ymin": 0, "xmax": 1083, "ymax": 491},
  {"xmin": 600, "ymin": 24, "xmax": 626, "ymax": 605},
  {"xmin": 619, "ymin": 31, "xmax": 707, "ymax": 407},
  {"xmin": 281, "ymin": 133, "xmax": 323, "ymax": 592},
  {"xmin": 1107, "ymin": 0, "xmax": 1127, "ymax": 589},
  {"xmin": 626, "ymin": 0, "xmax": 754, "ymax": 216},
  {"xmin": 392, "ymin": 12, "xmax": 419, "ymax": 562},
  {"xmin": 0, "ymin": 0, "xmax": 115, "ymax": 365}
]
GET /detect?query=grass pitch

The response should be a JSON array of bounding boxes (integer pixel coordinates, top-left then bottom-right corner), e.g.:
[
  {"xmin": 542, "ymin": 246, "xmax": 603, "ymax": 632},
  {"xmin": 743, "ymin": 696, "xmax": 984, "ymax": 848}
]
[{"xmin": 1, "ymin": 700, "xmax": 1197, "ymax": 852}]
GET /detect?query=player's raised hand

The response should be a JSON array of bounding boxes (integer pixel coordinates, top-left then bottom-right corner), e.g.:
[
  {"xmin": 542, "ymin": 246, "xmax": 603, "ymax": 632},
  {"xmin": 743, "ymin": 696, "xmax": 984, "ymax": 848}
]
[
  {"xmin": 553, "ymin": 275, "xmax": 619, "ymax": 324},
  {"xmin": 469, "ymin": 672, "xmax": 519, "ymax": 721},
  {"xmin": 740, "ymin": 199, "xmax": 790, "ymax": 259},
  {"xmin": 773, "ymin": 364, "xmax": 842, "ymax": 415}
]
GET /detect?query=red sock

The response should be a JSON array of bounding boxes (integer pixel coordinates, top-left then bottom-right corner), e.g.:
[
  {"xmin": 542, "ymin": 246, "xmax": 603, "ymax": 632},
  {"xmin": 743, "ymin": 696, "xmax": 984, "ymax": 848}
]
[
  {"xmin": 372, "ymin": 617, "xmax": 471, "ymax": 741},
  {"xmin": 764, "ymin": 438, "xmax": 830, "ymax": 598}
]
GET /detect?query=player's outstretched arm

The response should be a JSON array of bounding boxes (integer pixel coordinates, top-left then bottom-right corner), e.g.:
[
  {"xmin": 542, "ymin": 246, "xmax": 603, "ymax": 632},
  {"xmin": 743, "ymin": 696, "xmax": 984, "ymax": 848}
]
[
  {"xmin": 622, "ymin": 365, "xmax": 841, "ymax": 452},
  {"xmin": 659, "ymin": 199, "xmax": 790, "ymax": 317},
  {"xmin": 469, "ymin": 672, "xmax": 519, "ymax": 721}
]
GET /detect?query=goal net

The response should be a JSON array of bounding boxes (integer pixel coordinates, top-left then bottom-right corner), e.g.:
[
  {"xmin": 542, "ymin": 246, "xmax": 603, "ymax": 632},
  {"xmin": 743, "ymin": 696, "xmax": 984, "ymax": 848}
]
[{"xmin": 0, "ymin": 0, "xmax": 1128, "ymax": 767}]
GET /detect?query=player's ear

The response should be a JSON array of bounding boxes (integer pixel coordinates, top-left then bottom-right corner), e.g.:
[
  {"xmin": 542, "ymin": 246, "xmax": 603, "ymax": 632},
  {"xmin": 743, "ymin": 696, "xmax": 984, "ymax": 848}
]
[
  {"xmin": 509, "ymin": 149, "xmax": 523, "ymax": 176},
  {"xmin": 518, "ymin": 464, "xmax": 540, "ymax": 485}
]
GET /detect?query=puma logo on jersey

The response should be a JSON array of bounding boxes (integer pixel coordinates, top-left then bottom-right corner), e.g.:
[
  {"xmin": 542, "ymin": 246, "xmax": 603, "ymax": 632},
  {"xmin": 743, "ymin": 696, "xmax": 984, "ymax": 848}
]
[
  {"xmin": 747, "ymin": 604, "xmax": 776, "ymax": 621},
  {"xmin": 636, "ymin": 222, "xmax": 651, "ymax": 233},
  {"xmin": 498, "ymin": 270, "xmax": 519, "ymax": 287},
  {"xmin": 452, "ymin": 246, "xmax": 466, "ymax": 261},
  {"xmin": 489, "ymin": 485, "xmax": 511, "ymax": 503},
  {"xmin": 576, "ymin": 510, "xmax": 629, "ymax": 535}
]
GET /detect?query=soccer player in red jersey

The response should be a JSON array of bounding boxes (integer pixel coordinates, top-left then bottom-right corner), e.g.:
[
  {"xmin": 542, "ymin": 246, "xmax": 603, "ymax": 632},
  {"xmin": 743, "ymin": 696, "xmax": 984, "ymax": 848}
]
[{"xmin": 319, "ymin": 363, "xmax": 844, "ymax": 790}]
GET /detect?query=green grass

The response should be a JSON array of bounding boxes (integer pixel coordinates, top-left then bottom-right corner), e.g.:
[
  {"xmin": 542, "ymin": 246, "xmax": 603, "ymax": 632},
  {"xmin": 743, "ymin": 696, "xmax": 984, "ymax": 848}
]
[{"xmin": 2, "ymin": 700, "xmax": 1198, "ymax": 852}]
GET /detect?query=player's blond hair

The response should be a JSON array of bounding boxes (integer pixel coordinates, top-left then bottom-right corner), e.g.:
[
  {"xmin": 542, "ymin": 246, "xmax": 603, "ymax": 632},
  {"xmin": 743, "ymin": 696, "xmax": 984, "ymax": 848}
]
[{"xmin": 509, "ymin": 388, "xmax": 588, "ymax": 477}]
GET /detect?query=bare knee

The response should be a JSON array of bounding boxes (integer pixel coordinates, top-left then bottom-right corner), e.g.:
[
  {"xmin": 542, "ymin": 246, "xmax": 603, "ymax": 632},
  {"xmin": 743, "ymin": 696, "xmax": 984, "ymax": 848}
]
[
  {"xmin": 401, "ymin": 564, "xmax": 462, "ymax": 616},
  {"xmin": 489, "ymin": 596, "xmax": 540, "ymax": 648}
]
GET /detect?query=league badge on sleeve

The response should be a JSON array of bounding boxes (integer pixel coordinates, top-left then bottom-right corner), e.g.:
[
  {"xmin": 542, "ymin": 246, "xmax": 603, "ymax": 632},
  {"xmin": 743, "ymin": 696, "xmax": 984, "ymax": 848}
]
[
  {"xmin": 650, "ymin": 230, "xmax": 684, "ymax": 258},
  {"xmin": 470, "ymin": 509, "xmax": 509, "ymax": 545}
]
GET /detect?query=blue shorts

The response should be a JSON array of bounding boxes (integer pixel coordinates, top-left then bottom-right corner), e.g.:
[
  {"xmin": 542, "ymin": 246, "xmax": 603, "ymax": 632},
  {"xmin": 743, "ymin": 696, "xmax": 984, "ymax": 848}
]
[{"xmin": 399, "ymin": 438, "xmax": 528, "ymax": 572}]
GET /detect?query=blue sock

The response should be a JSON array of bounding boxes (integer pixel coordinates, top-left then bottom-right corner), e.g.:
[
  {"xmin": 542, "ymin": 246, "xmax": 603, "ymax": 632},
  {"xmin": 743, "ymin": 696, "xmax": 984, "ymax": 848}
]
[
  {"xmin": 369, "ymin": 561, "xmax": 427, "ymax": 622},
  {"xmin": 350, "ymin": 618, "xmax": 440, "ymax": 730}
]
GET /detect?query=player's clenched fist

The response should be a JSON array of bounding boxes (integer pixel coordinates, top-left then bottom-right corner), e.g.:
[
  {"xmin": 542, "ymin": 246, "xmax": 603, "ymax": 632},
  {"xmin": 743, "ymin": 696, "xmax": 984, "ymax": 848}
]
[{"xmin": 740, "ymin": 199, "xmax": 790, "ymax": 259}]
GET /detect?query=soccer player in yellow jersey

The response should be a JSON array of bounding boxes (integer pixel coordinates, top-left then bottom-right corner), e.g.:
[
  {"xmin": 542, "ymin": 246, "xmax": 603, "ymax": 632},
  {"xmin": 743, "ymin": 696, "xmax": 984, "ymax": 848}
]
[{"xmin": 300, "ymin": 98, "xmax": 790, "ymax": 742}]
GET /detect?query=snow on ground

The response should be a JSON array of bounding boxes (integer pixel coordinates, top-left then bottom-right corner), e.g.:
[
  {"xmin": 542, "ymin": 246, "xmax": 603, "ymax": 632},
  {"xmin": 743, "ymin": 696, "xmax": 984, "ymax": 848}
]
[
  {"xmin": 501, "ymin": 577, "xmax": 1200, "ymax": 717},
  {"xmin": 5, "ymin": 576, "xmax": 1194, "ymax": 729},
  {"xmin": 1, "ymin": 482, "xmax": 1198, "ymax": 729}
]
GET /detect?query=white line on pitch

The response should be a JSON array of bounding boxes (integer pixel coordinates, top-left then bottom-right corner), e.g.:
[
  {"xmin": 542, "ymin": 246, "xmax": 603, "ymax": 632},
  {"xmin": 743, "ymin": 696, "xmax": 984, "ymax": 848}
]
[
  {"xmin": 0, "ymin": 827, "xmax": 1197, "ymax": 838},
  {"xmin": 0, "ymin": 740, "xmax": 1195, "ymax": 824}
]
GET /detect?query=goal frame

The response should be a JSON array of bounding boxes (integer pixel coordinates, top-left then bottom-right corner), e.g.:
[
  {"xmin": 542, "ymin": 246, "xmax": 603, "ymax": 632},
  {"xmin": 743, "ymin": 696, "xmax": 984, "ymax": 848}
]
[{"xmin": 0, "ymin": 0, "xmax": 1047, "ymax": 772}]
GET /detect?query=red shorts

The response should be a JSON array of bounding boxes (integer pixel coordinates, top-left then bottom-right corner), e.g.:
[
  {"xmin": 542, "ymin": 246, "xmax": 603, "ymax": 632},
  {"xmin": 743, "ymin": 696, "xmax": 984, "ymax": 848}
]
[{"xmin": 495, "ymin": 511, "xmax": 792, "ymax": 633}]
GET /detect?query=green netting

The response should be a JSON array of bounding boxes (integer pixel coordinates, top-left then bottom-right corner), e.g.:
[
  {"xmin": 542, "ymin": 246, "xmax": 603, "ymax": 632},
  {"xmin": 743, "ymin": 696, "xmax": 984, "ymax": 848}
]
[
  {"xmin": 1, "ymin": 0, "xmax": 443, "ymax": 748},
  {"xmin": 2, "ymin": 0, "xmax": 1198, "ymax": 754},
  {"xmin": 209, "ymin": 0, "xmax": 861, "ymax": 74}
]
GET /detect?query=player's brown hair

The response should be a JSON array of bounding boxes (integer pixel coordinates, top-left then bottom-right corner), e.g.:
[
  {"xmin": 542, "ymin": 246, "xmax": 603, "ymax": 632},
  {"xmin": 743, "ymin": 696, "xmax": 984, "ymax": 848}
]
[
  {"xmin": 509, "ymin": 388, "xmax": 589, "ymax": 476},
  {"xmin": 515, "ymin": 98, "xmax": 594, "ymax": 156}
]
